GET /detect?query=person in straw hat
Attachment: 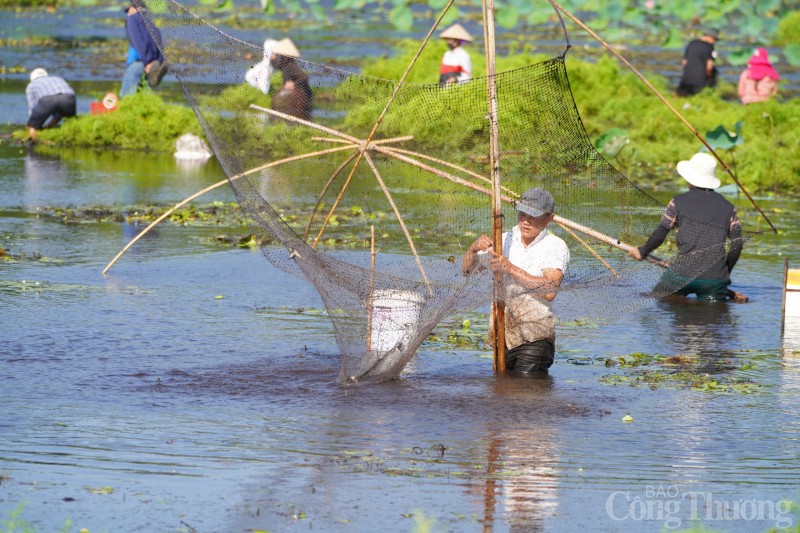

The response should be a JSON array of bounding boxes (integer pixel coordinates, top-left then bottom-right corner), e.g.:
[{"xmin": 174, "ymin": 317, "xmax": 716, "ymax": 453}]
[
  {"xmin": 464, "ymin": 187, "xmax": 570, "ymax": 375},
  {"xmin": 25, "ymin": 68, "xmax": 76, "ymax": 141},
  {"xmin": 439, "ymin": 23, "xmax": 473, "ymax": 85},
  {"xmin": 737, "ymin": 47, "xmax": 780, "ymax": 105},
  {"xmin": 269, "ymin": 38, "xmax": 312, "ymax": 120},
  {"xmin": 245, "ymin": 38, "xmax": 279, "ymax": 94},
  {"xmin": 629, "ymin": 152, "xmax": 746, "ymax": 302}
]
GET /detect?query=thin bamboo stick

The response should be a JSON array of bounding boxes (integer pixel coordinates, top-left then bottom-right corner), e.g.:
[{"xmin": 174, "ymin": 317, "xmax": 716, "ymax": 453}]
[
  {"xmin": 303, "ymin": 151, "xmax": 359, "ymax": 240},
  {"xmin": 310, "ymin": 0, "xmax": 457, "ymax": 249},
  {"xmin": 558, "ymin": 224, "xmax": 619, "ymax": 278},
  {"xmin": 379, "ymin": 146, "xmax": 520, "ymax": 198},
  {"xmin": 366, "ymin": 225, "xmax": 376, "ymax": 353},
  {"xmin": 546, "ymin": 0, "xmax": 776, "ymax": 235},
  {"xmin": 101, "ymin": 144, "xmax": 357, "ymax": 275},
  {"xmin": 311, "ymin": 135, "xmax": 415, "ymax": 146},
  {"xmin": 250, "ymin": 105, "xmax": 361, "ymax": 143},
  {"xmin": 782, "ymin": 257, "xmax": 789, "ymax": 338},
  {"xmin": 374, "ymin": 145, "xmax": 669, "ymax": 268},
  {"xmin": 363, "ymin": 151, "xmax": 433, "ymax": 296}
]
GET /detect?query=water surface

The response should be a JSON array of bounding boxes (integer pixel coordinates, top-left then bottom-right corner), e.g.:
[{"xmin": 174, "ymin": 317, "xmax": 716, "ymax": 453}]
[{"xmin": 1, "ymin": 134, "xmax": 799, "ymax": 532}]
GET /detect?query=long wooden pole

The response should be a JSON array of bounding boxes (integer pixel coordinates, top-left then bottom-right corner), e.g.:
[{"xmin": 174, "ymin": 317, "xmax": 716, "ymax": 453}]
[
  {"xmin": 374, "ymin": 145, "xmax": 665, "ymax": 267},
  {"xmin": 366, "ymin": 225, "xmax": 376, "ymax": 352},
  {"xmin": 483, "ymin": 0, "xmax": 506, "ymax": 373}
]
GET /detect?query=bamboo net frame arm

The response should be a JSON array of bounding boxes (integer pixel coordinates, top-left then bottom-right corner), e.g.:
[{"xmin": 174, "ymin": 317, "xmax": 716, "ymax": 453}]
[
  {"xmin": 363, "ymin": 151, "xmax": 434, "ymax": 295},
  {"xmin": 101, "ymin": 144, "xmax": 357, "ymax": 275}
]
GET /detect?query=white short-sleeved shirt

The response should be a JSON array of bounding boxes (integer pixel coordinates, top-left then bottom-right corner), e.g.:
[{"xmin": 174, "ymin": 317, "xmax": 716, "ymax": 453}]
[
  {"xmin": 502, "ymin": 226, "xmax": 570, "ymax": 347},
  {"xmin": 441, "ymin": 46, "xmax": 472, "ymax": 82}
]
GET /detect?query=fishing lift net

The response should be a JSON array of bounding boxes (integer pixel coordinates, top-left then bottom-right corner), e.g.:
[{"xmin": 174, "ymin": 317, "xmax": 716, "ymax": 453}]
[{"xmin": 138, "ymin": 0, "xmax": 760, "ymax": 383}]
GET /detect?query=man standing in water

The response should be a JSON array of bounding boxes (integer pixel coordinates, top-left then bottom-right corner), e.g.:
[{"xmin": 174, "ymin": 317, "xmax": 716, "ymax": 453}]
[
  {"xmin": 463, "ymin": 188, "xmax": 570, "ymax": 375},
  {"xmin": 121, "ymin": 0, "xmax": 166, "ymax": 97},
  {"xmin": 676, "ymin": 29, "xmax": 719, "ymax": 96},
  {"xmin": 629, "ymin": 152, "xmax": 746, "ymax": 302}
]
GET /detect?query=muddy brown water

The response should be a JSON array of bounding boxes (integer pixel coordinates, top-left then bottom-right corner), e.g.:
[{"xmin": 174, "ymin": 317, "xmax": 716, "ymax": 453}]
[{"xmin": 2, "ymin": 6, "xmax": 800, "ymax": 531}]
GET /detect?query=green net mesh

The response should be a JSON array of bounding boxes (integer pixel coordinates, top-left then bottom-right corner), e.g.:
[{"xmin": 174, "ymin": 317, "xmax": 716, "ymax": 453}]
[{"xmin": 136, "ymin": 0, "xmax": 756, "ymax": 383}]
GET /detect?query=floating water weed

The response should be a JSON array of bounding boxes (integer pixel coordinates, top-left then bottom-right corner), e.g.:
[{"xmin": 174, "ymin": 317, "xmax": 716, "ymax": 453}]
[{"xmin": 600, "ymin": 351, "xmax": 762, "ymax": 394}]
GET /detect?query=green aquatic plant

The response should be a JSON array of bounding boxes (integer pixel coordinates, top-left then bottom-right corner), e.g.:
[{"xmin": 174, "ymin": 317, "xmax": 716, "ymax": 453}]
[
  {"xmin": 600, "ymin": 351, "xmax": 762, "ymax": 394},
  {"xmin": 0, "ymin": 504, "xmax": 73, "ymax": 533},
  {"xmin": 27, "ymin": 91, "xmax": 203, "ymax": 151}
]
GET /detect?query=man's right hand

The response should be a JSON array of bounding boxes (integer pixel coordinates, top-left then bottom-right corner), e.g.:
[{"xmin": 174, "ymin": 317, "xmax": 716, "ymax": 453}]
[
  {"xmin": 469, "ymin": 234, "xmax": 493, "ymax": 254},
  {"xmin": 628, "ymin": 247, "xmax": 643, "ymax": 260}
]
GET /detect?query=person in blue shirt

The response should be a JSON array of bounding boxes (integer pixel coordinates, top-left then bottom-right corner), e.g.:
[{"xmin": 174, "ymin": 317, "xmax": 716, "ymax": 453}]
[
  {"xmin": 121, "ymin": 1, "xmax": 166, "ymax": 97},
  {"xmin": 25, "ymin": 68, "xmax": 76, "ymax": 140}
]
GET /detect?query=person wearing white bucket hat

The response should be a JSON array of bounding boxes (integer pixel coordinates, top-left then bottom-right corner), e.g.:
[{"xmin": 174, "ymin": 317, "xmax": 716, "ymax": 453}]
[
  {"xmin": 245, "ymin": 38, "xmax": 279, "ymax": 94},
  {"xmin": 629, "ymin": 152, "xmax": 746, "ymax": 302},
  {"xmin": 269, "ymin": 38, "xmax": 312, "ymax": 120},
  {"xmin": 25, "ymin": 67, "xmax": 76, "ymax": 140},
  {"xmin": 439, "ymin": 23, "xmax": 473, "ymax": 84},
  {"xmin": 463, "ymin": 187, "xmax": 570, "ymax": 375}
]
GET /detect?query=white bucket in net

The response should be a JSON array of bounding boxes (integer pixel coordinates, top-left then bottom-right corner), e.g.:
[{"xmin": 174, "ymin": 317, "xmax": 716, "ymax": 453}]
[{"xmin": 369, "ymin": 290, "xmax": 424, "ymax": 353}]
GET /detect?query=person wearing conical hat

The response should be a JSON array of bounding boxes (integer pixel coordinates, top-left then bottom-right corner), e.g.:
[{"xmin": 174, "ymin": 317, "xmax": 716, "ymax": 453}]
[
  {"xmin": 629, "ymin": 152, "xmax": 746, "ymax": 302},
  {"xmin": 269, "ymin": 38, "xmax": 313, "ymax": 120},
  {"xmin": 245, "ymin": 38, "xmax": 279, "ymax": 94},
  {"xmin": 439, "ymin": 23, "xmax": 473, "ymax": 85},
  {"xmin": 737, "ymin": 47, "xmax": 780, "ymax": 104}
]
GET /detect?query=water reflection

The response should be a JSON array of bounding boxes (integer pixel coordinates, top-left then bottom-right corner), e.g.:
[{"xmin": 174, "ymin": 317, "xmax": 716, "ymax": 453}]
[
  {"xmin": 653, "ymin": 297, "xmax": 738, "ymax": 357},
  {"xmin": 23, "ymin": 148, "xmax": 69, "ymax": 208},
  {"xmin": 480, "ymin": 376, "xmax": 559, "ymax": 532}
]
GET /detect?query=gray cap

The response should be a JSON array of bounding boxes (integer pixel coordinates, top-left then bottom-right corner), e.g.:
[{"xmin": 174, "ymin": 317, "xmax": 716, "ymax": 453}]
[
  {"xmin": 703, "ymin": 28, "xmax": 720, "ymax": 40},
  {"xmin": 515, "ymin": 187, "xmax": 554, "ymax": 218}
]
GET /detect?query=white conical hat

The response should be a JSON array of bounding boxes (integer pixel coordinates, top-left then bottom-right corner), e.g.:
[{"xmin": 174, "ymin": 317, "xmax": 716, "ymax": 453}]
[
  {"xmin": 272, "ymin": 38, "xmax": 300, "ymax": 58},
  {"xmin": 262, "ymin": 38, "xmax": 279, "ymax": 52},
  {"xmin": 440, "ymin": 23, "xmax": 473, "ymax": 42}
]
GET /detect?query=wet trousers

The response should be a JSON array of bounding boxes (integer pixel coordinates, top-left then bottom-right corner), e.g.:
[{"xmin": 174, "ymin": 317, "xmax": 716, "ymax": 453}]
[{"xmin": 505, "ymin": 339, "xmax": 555, "ymax": 375}]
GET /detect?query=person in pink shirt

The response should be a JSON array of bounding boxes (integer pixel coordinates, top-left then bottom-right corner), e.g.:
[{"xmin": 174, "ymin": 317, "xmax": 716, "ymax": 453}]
[{"xmin": 738, "ymin": 48, "xmax": 780, "ymax": 104}]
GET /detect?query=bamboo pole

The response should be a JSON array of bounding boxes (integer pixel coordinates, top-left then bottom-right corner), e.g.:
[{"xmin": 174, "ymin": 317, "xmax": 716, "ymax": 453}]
[
  {"xmin": 363, "ymin": 151, "xmax": 433, "ymax": 295},
  {"xmin": 558, "ymin": 224, "xmax": 619, "ymax": 278},
  {"xmin": 482, "ymin": 0, "xmax": 506, "ymax": 373},
  {"xmin": 311, "ymin": 135, "xmax": 415, "ymax": 146},
  {"xmin": 308, "ymin": 0, "xmax": 457, "ymax": 250},
  {"xmin": 782, "ymin": 257, "xmax": 789, "ymax": 339},
  {"xmin": 250, "ymin": 105, "xmax": 361, "ymax": 143},
  {"xmin": 375, "ymin": 145, "xmax": 668, "ymax": 267},
  {"xmin": 101, "ymin": 144, "xmax": 358, "ymax": 275},
  {"xmin": 303, "ymin": 151, "xmax": 359, "ymax": 240},
  {"xmin": 379, "ymin": 146, "xmax": 521, "ymax": 198},
  {"xmin": 545, "ymin": 0, "xmax": 776, "ymax": 235}
]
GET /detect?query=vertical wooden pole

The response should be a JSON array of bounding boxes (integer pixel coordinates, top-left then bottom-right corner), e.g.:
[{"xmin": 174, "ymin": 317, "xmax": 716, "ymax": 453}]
[
  {"xmin": 482, "ymin": 0, "xmax": 506, "ymax": 372},
  {"xmin": 782, "ymin": 258, "xmax": 788, "ymax": 339},
  {"xmin": 366, "ymin": 225, "xmax": 377, "ymax": 353}
]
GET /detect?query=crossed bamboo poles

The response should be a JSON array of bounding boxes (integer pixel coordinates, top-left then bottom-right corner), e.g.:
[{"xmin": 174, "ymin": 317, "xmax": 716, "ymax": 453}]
[{"xmin": 102, "ymin": 102, "xmax": 667, "ymax": 278}]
